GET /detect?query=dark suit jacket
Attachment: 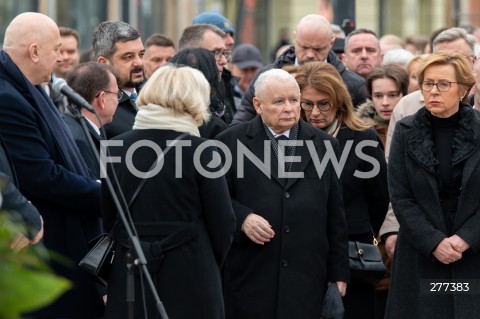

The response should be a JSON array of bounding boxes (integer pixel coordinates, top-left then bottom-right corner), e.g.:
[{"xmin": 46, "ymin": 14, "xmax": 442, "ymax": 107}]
[
  {"xmin": 103, "ymin": 94, "xmax": 136, "ymax": 138},
  {"xmin": 63, "ymin": 113, "xmax": 102, "ymax": 178},
  {"xmin": 217, "ymin": 117, "xmax": 349, "ymax": 319},
  {"xmin": 336, "ymin": 126, "xmax": 389, "ymax": 237},
  {"xmin": 0, "ymin": 51, "xmax": 103, "ymax": 317},
  {"xmin": 102, "ymin": 129, "xmax": 235, "ymax": 319}
]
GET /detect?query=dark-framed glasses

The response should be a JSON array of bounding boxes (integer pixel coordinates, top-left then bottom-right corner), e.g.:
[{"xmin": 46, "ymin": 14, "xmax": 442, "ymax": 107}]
[
  {"xmin": 300, "ymin": 99, "xmax": 333, "ymax": 112},
  {"xmin": 104, "ymin": 90, "xmax": 124, "ymax": 101},
  {"xmin": 210, "ymin": 50, "xmax": 231, "ymax": 61},
  {"xmin": 420, "ymin": 81, "xmax": 457, "ymax": 92}
]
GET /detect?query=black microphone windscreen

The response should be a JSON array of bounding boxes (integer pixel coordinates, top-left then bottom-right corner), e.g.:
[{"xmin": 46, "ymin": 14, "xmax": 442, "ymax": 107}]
[{"xmin": 52, "ymin": 78, "xmax": 67, "ymax": 94}]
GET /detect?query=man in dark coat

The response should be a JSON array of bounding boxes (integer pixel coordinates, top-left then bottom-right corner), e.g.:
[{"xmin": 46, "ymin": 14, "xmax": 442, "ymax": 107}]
[
  {"xmin": 63, "ymin": 62, "xmax": 120, "ymax": 178},
  {"xmin": 0, "ymin": 135, "xmax": 43, "ymax": 250},
  {"xmin": 232, "ymin": 14, "xmax": 366, "ymax": 125},
  {"xmin": 0, "ymin": 12, "xmax": 104, "ymax": 317},
  {"xmin": 93, "ymin": 21, "xmax": 145, "ymax": 138},
  {"xmin": 217, "ymin": 69, "xmax": 349, "ymax": 319}
]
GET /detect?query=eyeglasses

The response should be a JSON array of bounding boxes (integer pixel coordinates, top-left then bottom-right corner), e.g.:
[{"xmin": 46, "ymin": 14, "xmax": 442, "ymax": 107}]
[
  {"xmin": 372, "ymin": 92, "xmax": 401, "ymax": 100},
  {"xmin": 300, "ymin": 100, "xmax": 333, "ymax": 112},
  {"xmin": 210, "ymin": 50, "xmax": 231, "ymax": 61},
  {"xmin": 104, "ymin": 90, "xmax": 124, "ymax": 101},
  {"xmin": 420, "ymin": 81, "xmax": 457, "ymax": 92}
]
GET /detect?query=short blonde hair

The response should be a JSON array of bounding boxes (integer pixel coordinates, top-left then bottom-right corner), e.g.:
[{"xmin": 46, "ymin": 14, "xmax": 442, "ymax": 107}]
[
  {"xmin": 417, "ymin": 51, "xmax": 475, "ymax": 104},
  {"xmin": 137, "ymin": 64, "xmax": 211, "ymax": 125}
]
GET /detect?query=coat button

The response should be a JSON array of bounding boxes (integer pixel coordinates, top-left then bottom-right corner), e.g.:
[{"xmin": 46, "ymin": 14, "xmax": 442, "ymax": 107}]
[
  {"xmin": 284, "ymin": 225, "xmax": 290, "ymax": 233},
  {"xmin": 284, "ymin": 192, "xmax": 290, "ymax": 199},
  {"xmin": 281, "ymin": 260, "xmax": 288, "ymax": 267}
]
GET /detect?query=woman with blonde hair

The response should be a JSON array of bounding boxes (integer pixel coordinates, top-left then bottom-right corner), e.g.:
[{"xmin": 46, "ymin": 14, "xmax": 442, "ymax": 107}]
[
  {"xmin": 294, "ymin": 61, "xmax": 389, "ymax": 319},
  {"xmin": 102, "ymin": 64, "xmax": 236, "ymax": 319}
]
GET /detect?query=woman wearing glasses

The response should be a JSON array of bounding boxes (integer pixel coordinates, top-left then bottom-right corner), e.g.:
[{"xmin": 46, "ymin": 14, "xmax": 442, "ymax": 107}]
[
  {"xmin": 292, "ymin": 61, "xmax": 389, "ymax": 319},
  {"xmin": 386, "ymin": 51, "xmax": 479, "ymax": 319},
  {"xmin": 358, "ymin": 64, "xmax": 409, "ymax": 147}
]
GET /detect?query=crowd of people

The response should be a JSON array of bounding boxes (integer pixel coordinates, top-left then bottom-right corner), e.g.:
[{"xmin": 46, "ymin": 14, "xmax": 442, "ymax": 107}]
[{"xmin": 1, "ymin": 9, "xmax": 480, "ymax": 319}]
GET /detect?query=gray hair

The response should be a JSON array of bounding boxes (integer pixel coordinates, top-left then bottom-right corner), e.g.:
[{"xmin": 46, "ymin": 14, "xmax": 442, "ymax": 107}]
[
  {"xmin": 254, "ymin": 69, "xmax": 298, "ymax": 97},
  {"xmin": 382, "ymin": 48, "xmax": 414, "ymax": 66},
  {"xmin": 433, "ymin": 27, "xmax": 476, "ymax": 54},
  {"xmin": 178, "ymin": 24, "xmax": 226, "ymax": 51},
  {"xmin": 345, "ymin": 28, "xmax": 380, "ymax": 52},
  {"xmin": 92, "ymin": 21, "xmax": 140, "ymax": 60}
]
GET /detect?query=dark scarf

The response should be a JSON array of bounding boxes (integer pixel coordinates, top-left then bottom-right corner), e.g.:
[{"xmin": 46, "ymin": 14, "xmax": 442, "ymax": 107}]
[{"xmin": 0, "ymin": 51, "xmax": 92, "ymax": 178}]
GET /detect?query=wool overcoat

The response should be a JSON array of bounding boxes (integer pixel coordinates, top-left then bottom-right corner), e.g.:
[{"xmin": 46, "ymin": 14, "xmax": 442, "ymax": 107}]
[
  {"xmin": 386, "ymin": 104, "xmax": 480, "ymax": 319},
  {"xmin": 217, "ymin": 117, "xmax": 350, "ymax": 319},
  {"xmin": 0, "ymin": 51, "xmax": 104, "ymax": 317}
]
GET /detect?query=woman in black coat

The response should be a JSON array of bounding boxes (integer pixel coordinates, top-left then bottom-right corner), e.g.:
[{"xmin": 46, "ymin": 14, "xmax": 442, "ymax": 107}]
[
  {"xmin": 102, "ymin": 64, "xmax": 236, "ymax": 319},
  {"xmin": 293, "ymin": 62, "xmax": 389, "ymax": 319},
  {"xmin": 387, "ymin": 51, "xmax": 480, "ymax": 319}
]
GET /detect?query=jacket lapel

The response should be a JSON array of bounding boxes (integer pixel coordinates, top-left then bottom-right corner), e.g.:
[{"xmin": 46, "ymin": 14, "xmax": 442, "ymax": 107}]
[{"xmin": 244, "ymin": 117, "xmax": 285, "ymax": 188}]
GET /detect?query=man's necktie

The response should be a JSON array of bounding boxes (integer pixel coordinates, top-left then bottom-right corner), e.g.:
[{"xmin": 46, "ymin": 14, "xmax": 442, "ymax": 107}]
[{"xmin": 130, "ymin": 92, "xmax": 137, "ymax": 102}]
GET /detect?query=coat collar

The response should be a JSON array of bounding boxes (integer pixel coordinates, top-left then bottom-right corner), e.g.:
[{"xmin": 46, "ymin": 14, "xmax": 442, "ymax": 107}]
[{"xmin": 403, "ymin": 104, "xmax": 480, "ymax": 173}]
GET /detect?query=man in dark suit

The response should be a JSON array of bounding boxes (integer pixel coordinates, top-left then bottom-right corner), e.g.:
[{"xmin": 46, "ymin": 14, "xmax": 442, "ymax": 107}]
[
  {"xmin": 0, "ymin": 12, "xmax": 104, "ymax": 317},
  {"xmin": 216, "ymin": 69, "xmax": 349, "ymax": 319},
  {"xmin": 93, "ymin": 21, "xmax": 145, "ymax": 138},
  {"xmin": 63, "ymin": 62, "xmax": 120, "ymax": 178}
]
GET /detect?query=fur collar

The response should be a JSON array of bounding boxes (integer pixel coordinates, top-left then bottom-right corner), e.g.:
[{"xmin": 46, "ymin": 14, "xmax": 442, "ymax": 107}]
[
  {"xmin": 356, "ymin": 99, "xmax": 376, "ymax": 123},
  {"xmin": 402, "ymin": 104, "xmax": 480, "ymax": 172}
]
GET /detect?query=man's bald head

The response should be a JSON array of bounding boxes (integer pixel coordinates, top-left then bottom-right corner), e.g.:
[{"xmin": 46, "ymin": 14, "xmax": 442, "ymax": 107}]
[
  {"xmin": 293, "ymin": 14, "xmax": 334, "ymax": 64},
  {"xmin": 4, "ymin": 12, "xmax": 58, "ymax": 51},
  {"xmin": 295, "ymin": 14, "xmax": 331, "ymax": 34},
  {"xmin": 3, "ymin": 12, "xmax": 61, "ymax": 85}
]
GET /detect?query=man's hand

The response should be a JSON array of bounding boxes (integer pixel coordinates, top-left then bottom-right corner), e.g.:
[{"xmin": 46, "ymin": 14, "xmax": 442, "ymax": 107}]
[
  {"xmin": 30, "ymin": 215, "xmax": 44, "ymax": 245},
  {"xmin": 242, "ymin": 213, "xmax": 275, "ymax": 245},
  {"xmin": 10, "ymin": 233, "xmax": 30, "ymax": 251},
  {"xmin": 336, "ymin": 281, "xmax": 347, "ymax": 297}
]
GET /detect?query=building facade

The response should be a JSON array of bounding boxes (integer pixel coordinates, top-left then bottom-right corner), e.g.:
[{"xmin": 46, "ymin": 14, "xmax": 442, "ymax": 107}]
[{"xmin": 0, "ymin": 0, "xmax": 478, "ymax": 64}]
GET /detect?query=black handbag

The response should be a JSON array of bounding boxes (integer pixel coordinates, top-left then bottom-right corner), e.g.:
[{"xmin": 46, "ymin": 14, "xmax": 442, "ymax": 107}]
[
  {"xmin": 78, "ymin": 224, "xmax": 117, "ymax": 287},
  {"xmin": 78, "ymin": 133, "xmax": 187, "ymax": 287},
  {"xmin": 348, "ymin": 236, "xmax": 386, "ymax": 286}
]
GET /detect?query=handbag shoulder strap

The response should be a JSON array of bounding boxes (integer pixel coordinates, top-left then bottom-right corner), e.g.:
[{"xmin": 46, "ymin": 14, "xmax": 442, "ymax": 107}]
[{"xmin": 128, "ymin": 133, "xmax": 188, "ymax": 208}]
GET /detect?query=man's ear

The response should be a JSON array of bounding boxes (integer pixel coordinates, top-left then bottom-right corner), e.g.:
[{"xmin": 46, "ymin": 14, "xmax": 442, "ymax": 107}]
[
  {"xmin": 96, "ymin": 91, "xmax": 106, "ymax": 111},
  {"xmin": 253, "ymin": 96, "xmax": 262, "ymax": 115},
  {"xmin": 97, "ymin": 56, "xmax": 109, "ymax": 65},
  {"xmin": 29, "ymin": 43, "xmax": 40, "ymax": 63}
]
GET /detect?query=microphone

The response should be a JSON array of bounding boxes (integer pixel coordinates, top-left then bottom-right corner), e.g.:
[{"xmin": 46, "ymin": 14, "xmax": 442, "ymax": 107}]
[{"xmin": 52, "ymin": 78, "xmax": 95, "ymax": 113}]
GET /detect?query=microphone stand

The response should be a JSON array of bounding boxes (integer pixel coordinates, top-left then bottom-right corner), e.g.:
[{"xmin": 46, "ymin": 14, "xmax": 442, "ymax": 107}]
[{"xmin": 67, "ymin": 104, "xmax": 169, "ymax": 319}]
